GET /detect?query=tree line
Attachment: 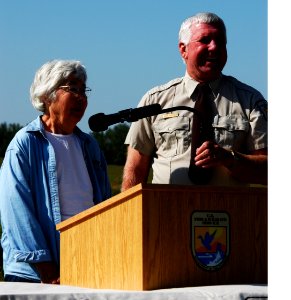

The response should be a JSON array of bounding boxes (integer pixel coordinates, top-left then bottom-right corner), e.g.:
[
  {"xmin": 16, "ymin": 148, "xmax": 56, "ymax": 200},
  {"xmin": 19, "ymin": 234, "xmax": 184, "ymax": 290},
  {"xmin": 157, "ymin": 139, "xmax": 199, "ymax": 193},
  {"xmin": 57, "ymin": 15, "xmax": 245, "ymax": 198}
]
[{"xmin": 0, "ymin": 122, "xmax": 130, "ymax": 165}]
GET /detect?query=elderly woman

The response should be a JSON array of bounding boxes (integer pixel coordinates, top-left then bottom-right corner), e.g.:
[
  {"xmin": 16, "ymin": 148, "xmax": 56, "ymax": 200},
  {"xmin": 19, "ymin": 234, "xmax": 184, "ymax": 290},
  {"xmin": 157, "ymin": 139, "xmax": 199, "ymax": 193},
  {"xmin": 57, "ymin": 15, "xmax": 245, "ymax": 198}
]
[{"xmin": 0, "ymin": 60, "xmax": 111, "ymax": 283}]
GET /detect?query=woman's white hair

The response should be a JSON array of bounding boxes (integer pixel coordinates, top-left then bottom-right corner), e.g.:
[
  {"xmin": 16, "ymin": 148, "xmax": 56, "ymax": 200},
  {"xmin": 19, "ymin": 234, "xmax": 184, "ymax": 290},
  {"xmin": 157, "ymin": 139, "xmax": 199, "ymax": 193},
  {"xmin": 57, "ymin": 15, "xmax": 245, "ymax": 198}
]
[
  {"xmin": 30, "ymin": 59, "xmax": 87, "ymax": 112},
  {"xmin": 178, "ymin": 12, "xmax": 227, "ymax": 45}
]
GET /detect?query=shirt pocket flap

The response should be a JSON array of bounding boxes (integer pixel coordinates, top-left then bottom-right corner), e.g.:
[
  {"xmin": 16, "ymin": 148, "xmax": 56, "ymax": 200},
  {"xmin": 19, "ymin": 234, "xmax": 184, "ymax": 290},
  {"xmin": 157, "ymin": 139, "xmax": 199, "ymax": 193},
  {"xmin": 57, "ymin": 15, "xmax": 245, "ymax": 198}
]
[
  {"xmin": 213, "ymin": 115, "xmax": 249, "ymax": 131},
  {"xmin": 153, "ymin": 117, "xmax": 190, "ymax": 134}
]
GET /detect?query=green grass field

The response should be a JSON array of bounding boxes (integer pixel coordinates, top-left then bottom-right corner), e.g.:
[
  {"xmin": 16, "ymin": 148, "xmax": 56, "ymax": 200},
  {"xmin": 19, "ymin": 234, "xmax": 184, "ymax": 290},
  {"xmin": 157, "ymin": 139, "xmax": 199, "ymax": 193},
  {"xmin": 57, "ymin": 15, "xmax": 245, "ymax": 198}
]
[{"xmin": 107, "ymin": 165, "xmax": 124, "ymax": 195}]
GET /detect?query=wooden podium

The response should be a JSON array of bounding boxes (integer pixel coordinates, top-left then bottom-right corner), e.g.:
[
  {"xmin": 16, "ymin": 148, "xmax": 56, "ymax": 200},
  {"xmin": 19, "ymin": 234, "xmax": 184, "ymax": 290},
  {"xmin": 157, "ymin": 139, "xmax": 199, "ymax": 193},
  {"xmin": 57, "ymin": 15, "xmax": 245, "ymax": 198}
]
[{"xmin": 56, "ymin": 184, "xmax": 267, "ymax": 290}]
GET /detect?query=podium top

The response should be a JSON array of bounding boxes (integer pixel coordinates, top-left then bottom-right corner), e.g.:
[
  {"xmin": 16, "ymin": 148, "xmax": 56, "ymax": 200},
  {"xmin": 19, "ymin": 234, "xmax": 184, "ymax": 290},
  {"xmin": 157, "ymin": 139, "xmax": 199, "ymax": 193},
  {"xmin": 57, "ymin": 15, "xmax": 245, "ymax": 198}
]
[{"xmin": 56, "ymin": 183, "xmax": 266, "ymax": 232}]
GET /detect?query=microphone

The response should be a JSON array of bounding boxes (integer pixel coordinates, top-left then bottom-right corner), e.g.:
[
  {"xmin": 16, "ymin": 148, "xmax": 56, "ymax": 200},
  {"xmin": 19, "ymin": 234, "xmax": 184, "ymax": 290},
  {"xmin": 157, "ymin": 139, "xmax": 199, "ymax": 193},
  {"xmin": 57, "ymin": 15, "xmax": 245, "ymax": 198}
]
[{"xmin": 88, "ymin": 103, "xmax": 162, "ymax": 132}]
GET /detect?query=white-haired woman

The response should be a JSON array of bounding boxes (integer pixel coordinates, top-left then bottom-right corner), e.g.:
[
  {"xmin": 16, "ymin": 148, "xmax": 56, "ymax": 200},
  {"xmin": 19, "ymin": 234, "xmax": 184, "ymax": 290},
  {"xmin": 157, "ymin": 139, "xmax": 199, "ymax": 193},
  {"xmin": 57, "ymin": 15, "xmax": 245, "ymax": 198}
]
[{"xmin": 0, "ymin": 60, "xmax": 111, "ymax": 283}]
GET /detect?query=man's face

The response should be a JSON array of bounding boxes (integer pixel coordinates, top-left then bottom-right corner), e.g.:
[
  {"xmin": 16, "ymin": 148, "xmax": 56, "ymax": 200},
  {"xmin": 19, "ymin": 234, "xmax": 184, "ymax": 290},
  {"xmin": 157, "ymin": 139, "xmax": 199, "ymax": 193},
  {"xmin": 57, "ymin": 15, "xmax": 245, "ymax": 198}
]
[{"xmin": 179, "ymin": 23, "xmax": 227, "ymax": 82}]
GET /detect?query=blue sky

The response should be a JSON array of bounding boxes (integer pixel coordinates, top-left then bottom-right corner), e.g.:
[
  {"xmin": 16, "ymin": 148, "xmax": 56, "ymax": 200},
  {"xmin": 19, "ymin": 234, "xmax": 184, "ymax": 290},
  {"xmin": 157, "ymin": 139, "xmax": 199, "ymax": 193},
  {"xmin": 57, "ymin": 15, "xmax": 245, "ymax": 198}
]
[{"xmin": 0, "ymin": 0, "xmax": 267, "ymax": 133}]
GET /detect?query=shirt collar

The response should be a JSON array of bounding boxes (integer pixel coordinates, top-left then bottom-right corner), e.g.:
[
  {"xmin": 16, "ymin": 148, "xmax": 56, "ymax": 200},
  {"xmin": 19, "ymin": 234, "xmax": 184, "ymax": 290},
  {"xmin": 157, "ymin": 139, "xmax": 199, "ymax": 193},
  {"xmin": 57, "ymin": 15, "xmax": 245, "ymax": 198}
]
[
  {"xmin": 183, "ymin": 71, "xmax": 223, "ymax": 99},
  {"xmin": 26, "ymin": 116, "xmax": 88, "ymax": 142}
]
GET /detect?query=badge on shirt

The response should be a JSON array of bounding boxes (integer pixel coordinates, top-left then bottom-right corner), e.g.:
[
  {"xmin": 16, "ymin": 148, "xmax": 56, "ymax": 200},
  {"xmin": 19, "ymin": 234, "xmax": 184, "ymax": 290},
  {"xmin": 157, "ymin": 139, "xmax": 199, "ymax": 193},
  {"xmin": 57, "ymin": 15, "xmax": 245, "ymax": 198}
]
[
  {"xmin": 162, "ymin": 112, "xmax": 179, "ymax": 119},
  {"xmin": 191, "ymin": 211, "xmax": 230, "ymax": 271}
]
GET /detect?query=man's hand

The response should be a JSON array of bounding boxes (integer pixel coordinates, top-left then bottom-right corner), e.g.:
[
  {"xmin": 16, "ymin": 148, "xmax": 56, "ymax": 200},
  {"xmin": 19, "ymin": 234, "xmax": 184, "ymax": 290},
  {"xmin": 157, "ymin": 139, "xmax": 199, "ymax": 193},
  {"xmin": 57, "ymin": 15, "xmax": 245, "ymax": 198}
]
[{"xmin": 194, "ymin": 141, "xmax": 267, "ymax": 185}]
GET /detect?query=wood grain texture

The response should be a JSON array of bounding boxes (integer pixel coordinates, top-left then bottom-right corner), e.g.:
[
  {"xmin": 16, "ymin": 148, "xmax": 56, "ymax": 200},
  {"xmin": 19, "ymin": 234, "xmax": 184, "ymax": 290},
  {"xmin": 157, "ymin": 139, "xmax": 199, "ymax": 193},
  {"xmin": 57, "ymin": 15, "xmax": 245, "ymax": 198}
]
[{"xmin": 57, "ymin": 184, "xmax": 267, "ymax": 290}]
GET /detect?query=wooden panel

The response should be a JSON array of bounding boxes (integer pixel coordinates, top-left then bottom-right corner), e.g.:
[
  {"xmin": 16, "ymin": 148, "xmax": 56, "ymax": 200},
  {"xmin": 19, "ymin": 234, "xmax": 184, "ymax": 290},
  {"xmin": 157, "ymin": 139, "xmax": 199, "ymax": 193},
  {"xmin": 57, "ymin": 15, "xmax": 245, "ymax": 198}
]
[
  {"xmin": 58, "ymin": 184, "xmax": 267, "ymax": 290},
  {"xmin": 59, "ymin": 190, "xmax": 144, "ymax": 290},
  {"xmin": 141, "ymin": 185, "xmax": 267, "ymax": 289}
]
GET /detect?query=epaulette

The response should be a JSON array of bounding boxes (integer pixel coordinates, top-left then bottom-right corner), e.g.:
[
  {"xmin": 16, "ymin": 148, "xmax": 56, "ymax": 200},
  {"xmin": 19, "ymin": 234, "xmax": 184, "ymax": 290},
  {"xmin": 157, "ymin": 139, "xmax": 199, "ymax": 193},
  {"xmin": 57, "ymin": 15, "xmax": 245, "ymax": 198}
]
[{"xmin": 147, "ymin": 77, "xmax": 184, "ymax": 96}]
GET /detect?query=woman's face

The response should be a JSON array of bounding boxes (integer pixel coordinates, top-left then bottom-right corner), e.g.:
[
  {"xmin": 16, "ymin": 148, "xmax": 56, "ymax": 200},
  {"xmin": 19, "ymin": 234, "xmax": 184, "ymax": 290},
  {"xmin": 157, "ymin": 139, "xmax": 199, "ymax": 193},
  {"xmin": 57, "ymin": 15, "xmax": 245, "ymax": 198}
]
[{"xmin": 43, "ymin": 75, "xmax": 88, "ymax": 134}]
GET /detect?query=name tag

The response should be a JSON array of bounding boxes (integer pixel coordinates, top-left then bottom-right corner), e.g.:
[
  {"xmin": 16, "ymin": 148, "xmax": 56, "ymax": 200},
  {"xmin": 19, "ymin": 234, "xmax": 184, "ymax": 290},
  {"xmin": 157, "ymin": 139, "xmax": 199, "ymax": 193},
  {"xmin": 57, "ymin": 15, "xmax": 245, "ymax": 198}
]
[{"xmin": 162, "ymin": 112, "xmax": 179, "ymax": 119}]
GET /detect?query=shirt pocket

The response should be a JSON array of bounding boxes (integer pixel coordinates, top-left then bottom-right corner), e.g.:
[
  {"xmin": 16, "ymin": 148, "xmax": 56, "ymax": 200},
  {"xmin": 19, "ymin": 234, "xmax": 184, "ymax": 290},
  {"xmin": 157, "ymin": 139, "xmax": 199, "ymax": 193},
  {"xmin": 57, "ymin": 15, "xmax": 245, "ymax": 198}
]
[
  {"xmin": 213, "ymin": 115, "xmax": 250, "ymax": 149},
  {"xmin": 153, "ymin": 116, "xmax": 190, "ymax": 158}
]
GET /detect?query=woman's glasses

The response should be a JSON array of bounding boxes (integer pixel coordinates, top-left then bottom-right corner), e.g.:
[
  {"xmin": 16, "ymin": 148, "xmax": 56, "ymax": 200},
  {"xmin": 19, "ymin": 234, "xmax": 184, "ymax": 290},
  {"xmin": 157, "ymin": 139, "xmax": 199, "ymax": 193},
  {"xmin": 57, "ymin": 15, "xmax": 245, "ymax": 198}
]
[{"xmin": 58, "ymin": 85, "xmax": 91, "ymax": 97}]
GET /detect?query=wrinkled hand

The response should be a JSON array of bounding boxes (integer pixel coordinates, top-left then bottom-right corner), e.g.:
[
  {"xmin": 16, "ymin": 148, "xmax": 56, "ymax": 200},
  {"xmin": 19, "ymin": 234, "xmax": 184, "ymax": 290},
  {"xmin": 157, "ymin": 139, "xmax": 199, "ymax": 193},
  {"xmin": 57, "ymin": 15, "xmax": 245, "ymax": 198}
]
[
  {"xmin": 34, "ymin": 261, "xmax": 60, "ymax": 284},
  {"xmin": 194, "ymin": 141, "xmax": 231, "ymax": 168}
]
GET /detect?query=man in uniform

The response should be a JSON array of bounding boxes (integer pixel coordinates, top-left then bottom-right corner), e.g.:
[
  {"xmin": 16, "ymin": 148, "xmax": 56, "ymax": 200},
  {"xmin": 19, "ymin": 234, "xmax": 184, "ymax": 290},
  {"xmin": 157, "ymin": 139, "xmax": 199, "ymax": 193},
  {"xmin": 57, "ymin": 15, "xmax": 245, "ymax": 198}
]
[{"xmin": 121, "ymin": 12, "xmax": 267, "ymax": 191}]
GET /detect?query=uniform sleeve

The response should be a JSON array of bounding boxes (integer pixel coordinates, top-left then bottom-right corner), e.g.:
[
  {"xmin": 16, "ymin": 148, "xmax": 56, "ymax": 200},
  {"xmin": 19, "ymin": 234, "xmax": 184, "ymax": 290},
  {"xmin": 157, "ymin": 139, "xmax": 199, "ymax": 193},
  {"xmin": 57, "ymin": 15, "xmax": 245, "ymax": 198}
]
[
  {"xmin": 249, "ymin": 98, "xmax": 268, "ymax": 151},
  {"xmin": 125, "ymin": 93, "xmax": 156, "ymax": 156}
]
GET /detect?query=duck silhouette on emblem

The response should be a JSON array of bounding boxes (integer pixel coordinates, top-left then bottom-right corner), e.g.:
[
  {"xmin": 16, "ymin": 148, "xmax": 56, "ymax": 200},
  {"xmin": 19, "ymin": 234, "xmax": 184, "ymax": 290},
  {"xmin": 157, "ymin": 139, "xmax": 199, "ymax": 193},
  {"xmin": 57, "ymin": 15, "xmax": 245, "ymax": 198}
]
[{"xmin": 198, "ymin": 230, "xmax": 217, "ymax": 250}]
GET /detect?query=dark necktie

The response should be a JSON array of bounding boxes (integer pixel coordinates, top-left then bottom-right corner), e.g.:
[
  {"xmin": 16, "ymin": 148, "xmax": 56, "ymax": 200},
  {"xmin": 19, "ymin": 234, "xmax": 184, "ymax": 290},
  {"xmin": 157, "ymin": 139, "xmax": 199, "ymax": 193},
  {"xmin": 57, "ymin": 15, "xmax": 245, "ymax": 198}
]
[{"xmin": 188, "ymin": 83, "xmax": 214, "ymax": 184}]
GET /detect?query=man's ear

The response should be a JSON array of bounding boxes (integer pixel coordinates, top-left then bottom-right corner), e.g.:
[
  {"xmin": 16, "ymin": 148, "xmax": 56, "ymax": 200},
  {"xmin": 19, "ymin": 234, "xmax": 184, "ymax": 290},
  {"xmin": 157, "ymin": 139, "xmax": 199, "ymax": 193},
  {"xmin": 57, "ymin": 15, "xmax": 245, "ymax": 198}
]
[{"xmin": 178, "ymin": 42, "xmax": 188, "ymax": 60}]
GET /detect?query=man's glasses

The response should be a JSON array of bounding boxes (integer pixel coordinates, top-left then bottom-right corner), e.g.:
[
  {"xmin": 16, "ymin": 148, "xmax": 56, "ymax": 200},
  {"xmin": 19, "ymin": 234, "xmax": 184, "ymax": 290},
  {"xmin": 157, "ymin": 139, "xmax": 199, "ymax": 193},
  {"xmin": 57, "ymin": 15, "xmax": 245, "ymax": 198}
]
[{"xmin": 58, "ymin": 85, "xmax": 92, "ymax": 97}]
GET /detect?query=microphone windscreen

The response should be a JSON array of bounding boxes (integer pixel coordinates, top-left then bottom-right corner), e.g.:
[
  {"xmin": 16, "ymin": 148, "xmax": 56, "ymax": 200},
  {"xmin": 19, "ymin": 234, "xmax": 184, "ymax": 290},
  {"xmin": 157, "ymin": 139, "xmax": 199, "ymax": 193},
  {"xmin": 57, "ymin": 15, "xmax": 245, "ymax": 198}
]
[
  {"xmin": 88, "ymin": 113, "xmax": 108, "ymax": 132},
  {"xmin": 88, "ymin": 104, "xmax": 162, "ymax": 132}
]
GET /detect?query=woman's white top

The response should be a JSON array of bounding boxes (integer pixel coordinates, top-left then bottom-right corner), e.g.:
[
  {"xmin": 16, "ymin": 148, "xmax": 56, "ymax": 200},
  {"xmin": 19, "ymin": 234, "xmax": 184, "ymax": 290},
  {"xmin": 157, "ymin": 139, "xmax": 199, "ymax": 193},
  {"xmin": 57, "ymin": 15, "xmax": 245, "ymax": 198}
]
[{"xmin": 45, "ymin": 131, "xmax": 94, "ymax": 221}]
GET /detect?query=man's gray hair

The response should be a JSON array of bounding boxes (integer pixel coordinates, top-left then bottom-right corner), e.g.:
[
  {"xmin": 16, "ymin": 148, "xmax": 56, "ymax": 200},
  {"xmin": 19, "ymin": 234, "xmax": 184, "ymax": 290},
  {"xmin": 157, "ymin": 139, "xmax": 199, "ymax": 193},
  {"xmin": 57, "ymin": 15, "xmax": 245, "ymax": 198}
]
[{"xmin": 179, "ymin": 12, "xmax": 227, "ymax": 45}]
